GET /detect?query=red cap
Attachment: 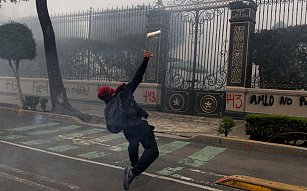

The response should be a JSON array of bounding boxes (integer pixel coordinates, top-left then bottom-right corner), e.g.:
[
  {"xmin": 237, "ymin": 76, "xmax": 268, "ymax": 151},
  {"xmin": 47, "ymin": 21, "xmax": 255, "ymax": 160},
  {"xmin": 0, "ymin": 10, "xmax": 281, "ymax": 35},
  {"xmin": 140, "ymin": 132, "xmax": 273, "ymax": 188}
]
[{"xmin": 97, "ymin": 86, "xmax": 115, "ymax": 100}]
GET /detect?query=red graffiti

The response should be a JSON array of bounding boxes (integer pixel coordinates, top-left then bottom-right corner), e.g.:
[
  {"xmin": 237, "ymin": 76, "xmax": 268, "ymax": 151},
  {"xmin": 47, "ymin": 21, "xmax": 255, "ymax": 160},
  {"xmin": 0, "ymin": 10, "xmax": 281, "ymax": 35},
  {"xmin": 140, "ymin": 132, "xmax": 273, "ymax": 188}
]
[
  {"xmin": 226, "ymin": 93, "xmax": 243, "ymax": 109},
  {"xmin": 143, "ymin": 91, "xmax": 156, "ymax": 103}
]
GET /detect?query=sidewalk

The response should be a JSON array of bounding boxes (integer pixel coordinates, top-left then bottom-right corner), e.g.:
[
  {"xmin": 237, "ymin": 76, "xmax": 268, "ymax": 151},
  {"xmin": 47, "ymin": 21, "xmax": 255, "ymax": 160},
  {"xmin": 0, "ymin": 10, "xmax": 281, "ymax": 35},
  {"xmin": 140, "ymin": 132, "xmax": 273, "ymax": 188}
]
[
  {"xmin": 1, "ymin": 93, "xmax": 306, "ymax": 157},
  {"xmin": 0, "ymin": 93, "xmax": 246, "ymax": 138}
]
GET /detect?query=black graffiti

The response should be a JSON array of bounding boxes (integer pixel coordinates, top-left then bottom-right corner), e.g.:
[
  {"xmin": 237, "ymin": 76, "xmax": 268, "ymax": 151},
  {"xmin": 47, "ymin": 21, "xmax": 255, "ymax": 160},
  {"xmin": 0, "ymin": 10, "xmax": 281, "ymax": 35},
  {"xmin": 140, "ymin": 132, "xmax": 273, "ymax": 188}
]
[
  {"xmin": 33, "ymin": 82, "xmax": 48, "ymax": 94},
  {"xmin": 250, "ymin": 95, "xmax": 274, "ymax": 106},
  {"xmin": 5, "ymin": 80, "xmax": 17, "ymax": 91},
  {"xmin": 65, "ymin": 85, "xmax": 89, "ymax": 96},
  {"xmin": 280, "ymin": 96, "xmax": 293, "ymax": 105},
  {"xmin": 300, "ymin": 96, "xmax": 307, "ymax": 106}
]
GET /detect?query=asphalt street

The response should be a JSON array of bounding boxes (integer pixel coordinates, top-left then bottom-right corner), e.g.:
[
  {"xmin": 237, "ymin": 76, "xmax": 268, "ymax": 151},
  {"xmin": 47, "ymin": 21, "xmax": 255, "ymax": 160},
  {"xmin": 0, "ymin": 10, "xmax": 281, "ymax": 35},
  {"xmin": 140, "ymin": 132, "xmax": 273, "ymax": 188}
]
[{"xmin": 0, "ymin": 111, "xmax": 306, "ymax": 191}]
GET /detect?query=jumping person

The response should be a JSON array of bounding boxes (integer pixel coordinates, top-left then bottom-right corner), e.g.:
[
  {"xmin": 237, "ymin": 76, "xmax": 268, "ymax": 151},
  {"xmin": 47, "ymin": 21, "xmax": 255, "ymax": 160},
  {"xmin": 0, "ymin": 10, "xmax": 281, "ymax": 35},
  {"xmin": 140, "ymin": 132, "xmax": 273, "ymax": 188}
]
[{"xmin": 97, "ymin": 51, "xmax": 159, "ymax": 190}]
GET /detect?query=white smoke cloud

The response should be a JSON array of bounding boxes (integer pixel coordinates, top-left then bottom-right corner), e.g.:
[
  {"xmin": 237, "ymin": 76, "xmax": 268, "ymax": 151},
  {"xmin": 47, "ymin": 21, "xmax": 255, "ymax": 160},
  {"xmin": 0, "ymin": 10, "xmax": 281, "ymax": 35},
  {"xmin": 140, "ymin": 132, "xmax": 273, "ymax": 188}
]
[{"xmin": 0, "ymin": 0, "xmax": 154, "ymax": 19}]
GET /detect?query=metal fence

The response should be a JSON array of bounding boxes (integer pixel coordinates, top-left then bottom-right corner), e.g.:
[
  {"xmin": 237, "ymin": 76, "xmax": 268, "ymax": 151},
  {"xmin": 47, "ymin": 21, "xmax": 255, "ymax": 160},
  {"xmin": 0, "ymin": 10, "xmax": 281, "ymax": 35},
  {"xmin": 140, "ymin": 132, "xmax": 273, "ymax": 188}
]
[
  {"xmin": 1, "ymin": 0, "xmax": 306, "ymax": 89},
  {"xmin": 255, "ymin": 0, "xmax": 307, "ymax": 30},
  {"xmin": 12, "ymin": 5, "xmax": 150, "ymax": 42},
  {"xmin": 251, "ymin": 0, "xmax": 307, "ymax": 89},
  {"xmin": 0, "ymin": 5, "xmax": 151, "ymax": 81},
  {"xmin": 165, "ymin": 7, "xmax": 230, "ymax": 91}
]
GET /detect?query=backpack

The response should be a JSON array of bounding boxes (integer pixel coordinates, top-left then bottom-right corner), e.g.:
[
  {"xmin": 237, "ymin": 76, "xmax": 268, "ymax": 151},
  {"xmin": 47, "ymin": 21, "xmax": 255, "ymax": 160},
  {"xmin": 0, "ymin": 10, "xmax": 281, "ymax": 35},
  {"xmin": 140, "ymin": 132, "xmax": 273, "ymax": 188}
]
[{"xmin": 104, "ymin": 92, "xmax": 127, "ymax": 133}]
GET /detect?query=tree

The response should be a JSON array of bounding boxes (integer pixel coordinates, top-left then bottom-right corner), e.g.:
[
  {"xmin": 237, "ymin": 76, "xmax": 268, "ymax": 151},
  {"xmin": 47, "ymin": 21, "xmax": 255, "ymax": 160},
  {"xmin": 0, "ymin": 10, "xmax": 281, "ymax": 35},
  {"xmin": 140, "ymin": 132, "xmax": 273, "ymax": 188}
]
[
  {"xmin": 0, "ymin": 22, "xmax": 36, "ymax": 109},
  {"xmin": 1, "ymin": 0, "xmax": 90, "ymax": 121},
  {"xmin": 36, "ymin": 0, "xmax": 90, "ymax": 121},
  {"xmin": 253, "ymin": 25, "xmax": 307, "ymax": 90},
  {"xmin": 35, "ymin": 0, "xmax": 68, "ymax": 111}
]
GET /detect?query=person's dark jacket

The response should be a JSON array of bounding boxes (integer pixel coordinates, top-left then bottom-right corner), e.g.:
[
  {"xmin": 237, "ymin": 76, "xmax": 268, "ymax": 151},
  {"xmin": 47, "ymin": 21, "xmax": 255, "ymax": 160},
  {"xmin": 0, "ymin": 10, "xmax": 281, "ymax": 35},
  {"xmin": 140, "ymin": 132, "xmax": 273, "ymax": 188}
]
[{"xmin": 105, "ymin": 57, "xmax": 150, "ymax": 127}]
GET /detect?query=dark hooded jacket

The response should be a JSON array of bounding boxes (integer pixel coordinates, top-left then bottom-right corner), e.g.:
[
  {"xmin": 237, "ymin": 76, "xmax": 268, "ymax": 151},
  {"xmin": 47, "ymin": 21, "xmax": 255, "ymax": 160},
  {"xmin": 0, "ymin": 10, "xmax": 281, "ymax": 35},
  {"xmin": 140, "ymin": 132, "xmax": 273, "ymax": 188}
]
[{"xmin": 104, "ymin": 57, "xmax": 149, "ymax": 127}]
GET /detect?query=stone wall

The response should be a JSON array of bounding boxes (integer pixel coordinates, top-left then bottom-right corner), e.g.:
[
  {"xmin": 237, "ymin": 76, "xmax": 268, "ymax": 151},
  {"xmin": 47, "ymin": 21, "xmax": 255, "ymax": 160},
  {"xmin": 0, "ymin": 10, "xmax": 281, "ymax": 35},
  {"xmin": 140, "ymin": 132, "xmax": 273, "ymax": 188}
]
[
  {"xmin": 226, "ymin": 86, "xmax": 307, "ymax": 118},
  {"xmin": 0, "ymin": 77, "xmax": 161, "ymax": 107}
]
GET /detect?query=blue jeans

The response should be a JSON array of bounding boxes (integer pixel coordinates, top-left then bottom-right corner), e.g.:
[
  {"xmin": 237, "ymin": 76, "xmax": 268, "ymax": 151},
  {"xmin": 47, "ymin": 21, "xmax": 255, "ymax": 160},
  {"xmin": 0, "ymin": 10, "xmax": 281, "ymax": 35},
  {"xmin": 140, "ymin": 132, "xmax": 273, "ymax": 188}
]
[{"xmin": 123, "ymin": 121, "xmax": 159, "ymax": 176}]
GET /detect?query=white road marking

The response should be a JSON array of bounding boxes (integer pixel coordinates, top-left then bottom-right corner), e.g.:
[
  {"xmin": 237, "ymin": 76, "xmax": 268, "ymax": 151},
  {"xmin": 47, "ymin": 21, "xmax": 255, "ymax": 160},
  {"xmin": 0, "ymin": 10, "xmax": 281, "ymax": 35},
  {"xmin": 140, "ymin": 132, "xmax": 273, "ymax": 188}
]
[
  {"xmin": 0, "ymin": 171, "xmax": 59, "ymax": 191},
  {"xmin": 8, "ymin": 122, "xmax": 60, "ymax": 132},
  {"xmin": 189, "ymin": 168, "xmax": 226, "ymax": 177},
  {"xmin": 0, "ymin": 140, "xmax": 223, "ymax": 191},
  {"xmin": 0, "ymin": 164, "xmax": 81, "ymax": 190}
]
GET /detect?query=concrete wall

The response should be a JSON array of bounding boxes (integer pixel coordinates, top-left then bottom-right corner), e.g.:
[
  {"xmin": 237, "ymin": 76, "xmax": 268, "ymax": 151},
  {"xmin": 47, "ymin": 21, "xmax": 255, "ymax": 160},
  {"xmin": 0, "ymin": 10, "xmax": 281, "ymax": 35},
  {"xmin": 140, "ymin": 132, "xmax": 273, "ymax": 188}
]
[
  {"xmin": 0, "ymin": 77, "xmax": 161, "ymax": 107},
  {"xmin": 226, "ymin": 86, "xmax": 307, "ymax": 118}
]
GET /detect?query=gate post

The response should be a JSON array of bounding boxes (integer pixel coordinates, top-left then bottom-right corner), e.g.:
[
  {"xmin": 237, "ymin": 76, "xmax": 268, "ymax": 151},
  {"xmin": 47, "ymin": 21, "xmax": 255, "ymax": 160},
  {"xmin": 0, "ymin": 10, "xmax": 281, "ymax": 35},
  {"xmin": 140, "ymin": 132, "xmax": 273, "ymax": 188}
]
[
  {"xmin": 227, "ymin": 0, "xmax": 257, "ymax": 88},
  {"xmin": 145, "ymin": 9, "xmax": 170, "ymax": 84}
]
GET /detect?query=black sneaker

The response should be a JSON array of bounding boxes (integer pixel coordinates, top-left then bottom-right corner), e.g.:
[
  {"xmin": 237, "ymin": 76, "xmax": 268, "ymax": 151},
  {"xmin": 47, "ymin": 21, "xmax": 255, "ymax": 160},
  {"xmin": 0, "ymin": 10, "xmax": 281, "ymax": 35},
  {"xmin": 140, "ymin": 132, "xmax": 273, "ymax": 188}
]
[{"xmin": 123, "ymin": 166, "xmax": 135, "ymax": 190}]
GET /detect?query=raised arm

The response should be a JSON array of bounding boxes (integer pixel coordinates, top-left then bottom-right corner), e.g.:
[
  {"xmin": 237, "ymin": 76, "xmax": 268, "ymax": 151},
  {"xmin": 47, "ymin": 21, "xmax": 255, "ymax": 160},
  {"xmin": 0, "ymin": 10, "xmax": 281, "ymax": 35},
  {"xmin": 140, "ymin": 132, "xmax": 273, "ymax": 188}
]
[{"xmin": 125, "ymin": 51, "xmax": 153, "ymax": 93}]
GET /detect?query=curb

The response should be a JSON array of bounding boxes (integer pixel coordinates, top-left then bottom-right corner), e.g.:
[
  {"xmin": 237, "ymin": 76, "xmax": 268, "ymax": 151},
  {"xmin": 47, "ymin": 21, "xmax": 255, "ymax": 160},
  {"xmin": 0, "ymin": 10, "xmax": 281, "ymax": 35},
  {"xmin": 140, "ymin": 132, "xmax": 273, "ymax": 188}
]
[
  {"xmin": 216, "ymin": 175, "xmax": 307, "ymax": 191},
  {"xmin": 0, "ymin": 107, "xmax": 106, "ymax": 129},
  {"xmin": 1, "ymin": 107, "xmax": 307, "ymax": 157},
  {"xmin": 191, "ymin": 134, "xmax": 307, "ymax": 157}
]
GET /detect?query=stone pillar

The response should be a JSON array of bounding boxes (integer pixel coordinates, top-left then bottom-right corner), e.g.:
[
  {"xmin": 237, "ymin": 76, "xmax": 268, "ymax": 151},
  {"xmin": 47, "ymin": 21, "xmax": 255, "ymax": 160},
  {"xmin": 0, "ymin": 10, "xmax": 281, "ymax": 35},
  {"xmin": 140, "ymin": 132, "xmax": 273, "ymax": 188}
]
[
  {"xmin": 145, "ymin": 9, "xmax": 170, "ymax": 84},
  {"xmin": 227, "ymin": 0, "xmax": 257, "ymax": 88}
]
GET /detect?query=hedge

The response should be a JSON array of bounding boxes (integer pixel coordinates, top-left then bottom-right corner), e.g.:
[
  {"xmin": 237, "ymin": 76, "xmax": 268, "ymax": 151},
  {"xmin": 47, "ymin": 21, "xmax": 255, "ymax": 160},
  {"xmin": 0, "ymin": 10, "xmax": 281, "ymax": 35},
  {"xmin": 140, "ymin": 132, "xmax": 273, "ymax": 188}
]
[{"xmin": 245, "ymin": 114, "xmax": 307, "ymax": 144}]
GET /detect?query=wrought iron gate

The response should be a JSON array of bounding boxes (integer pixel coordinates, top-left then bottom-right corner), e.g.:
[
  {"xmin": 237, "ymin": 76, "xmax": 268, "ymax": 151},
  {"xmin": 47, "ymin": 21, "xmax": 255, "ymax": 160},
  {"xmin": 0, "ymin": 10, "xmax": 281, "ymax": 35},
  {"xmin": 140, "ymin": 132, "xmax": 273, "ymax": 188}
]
[{"xmin": 160, "ymin": 0, "xmax": 230, "ymax": 116}]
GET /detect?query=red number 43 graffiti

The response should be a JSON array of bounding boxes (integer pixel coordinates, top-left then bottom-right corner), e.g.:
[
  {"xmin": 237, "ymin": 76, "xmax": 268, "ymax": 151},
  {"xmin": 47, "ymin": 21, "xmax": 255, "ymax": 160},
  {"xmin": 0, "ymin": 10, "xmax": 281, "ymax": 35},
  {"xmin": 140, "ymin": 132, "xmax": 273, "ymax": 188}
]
[
  {"xmin": 143, "ymin": 91, "xmax": 156, "ymax": 103},
  {"xmin": 226, "ymin": 93, "xmax": 243, "ymax": 109}
]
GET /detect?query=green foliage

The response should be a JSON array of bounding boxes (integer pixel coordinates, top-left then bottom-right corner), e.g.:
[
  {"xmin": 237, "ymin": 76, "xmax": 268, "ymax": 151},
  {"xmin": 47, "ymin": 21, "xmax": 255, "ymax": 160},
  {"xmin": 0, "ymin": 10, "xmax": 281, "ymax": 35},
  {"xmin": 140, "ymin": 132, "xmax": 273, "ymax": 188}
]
[
  {"xmin": 112, "ymin": 34, "xmax": 146, "ymax": 79},
  {"xmin": 56, "ymin": 34, "xmax": 145, "ymax": 81},
  {"xmin": 25, "ymin": 96, "xmax": 48, "ymax": 111},
  {"xmin": 40, "ymin": 97, "xmax": 48, "ymax": 111},
  {"xmin": 245, "ymin": 114, "xmax": 307, "ymax": 144},
  {"xmin": 253, "ymin": 25, "xmax": 307, "ymax": 89},
  {"xmin": 217, "ymin": 117, "xmax": 235, "ymax": 137},
  {"xmin": 25, "ymin": 95, "xmax": 40, "ymax": 111},
  {"xmin": 0, "ymin": 22, "xmax": 36, "ymax": 61},
  {"xmin": 19, "ymin": 40, "xmax": 46, "ymax": 77}
]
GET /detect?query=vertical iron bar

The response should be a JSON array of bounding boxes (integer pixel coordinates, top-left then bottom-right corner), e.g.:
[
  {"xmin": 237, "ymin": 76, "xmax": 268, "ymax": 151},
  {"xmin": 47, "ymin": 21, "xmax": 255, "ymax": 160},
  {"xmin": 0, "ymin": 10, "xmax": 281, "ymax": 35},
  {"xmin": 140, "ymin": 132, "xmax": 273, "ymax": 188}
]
[
  {"xmin": 273, "ymin": 1, "xmax": 279, "ymax": 29},
  {"xmin": 60, "ymin": 13, "xmax": 63, "ymax": 39},
  {"xmin": 199, "ymin": 15, "xmax": 202, "ymax": 89},
  {"xmin": 278, "ymin": 0, "xmax": 282, "ymax": 27},
  {"xmin": 208, "ymin": 11, "xmax": 214, "ymax": 78},
  {"xmin": 65, "ymin": 12, "xmax": 68, "ymax": 39},
  {"xmin": 71, "ymin": 11, "xmax": 76, "ymax": 38},
  {"xmin": 101, "ymin": 9, "xmax": 105, "ymax": 42},
  {"xmin": 286, "ymin": 2, "xmax": 288, "ymax": 26},
  {"xmin": 182, "ymin": 15, "xmax": 188, "ymax": 83},
  {"xmin": 179, "ymin": 13, "xmax": 185, "ymax": 86},
  {"xmin": 224, "ymin": 8, "xmax": 229, "ymax": 75},
  {"xmin": 300, "ymin": 0, "xmax": 303, "ymax": 25},
  {"xmin": 106, "ymin": 8, "xmax": 109, "ymax": 43},
  {"xmin": 213, "ymin": 9, "xmax": 220, "ymax": 89},
  {"xmin": 200, "ymin": 13, "xmax": 206, "ymax": 86},
  {"xmin": 295, "ymin": 0, "xmax": 299, "ymax": 26},
  {"xmin": 113, "ymin": 7, "xmax": 116, "ymax": 43},
  {"xmin": 266, "ymin": 0, "xmax": 269, "ymax": 29},
  {"xmin": 192, "ymin": 10, "xmax": 199, "ymax": 92},
  {"xmin": 291, "ymin": 0, "xmax": 295, "ymax": 26},
  {"xmin": 175, "ymin": 15, "xmax": 179, "ymax": 83},
  {"xmin": 261, "ymin": 0, "xmax": 265, "ymax": 29},
  {"xmin": 287, "ymin": 0, "xmax": 290, "ymax": 27},
  {"xmin": 170, "ymin": 14, "xmax": 174, "ymax": 86},
  {"xmin": 204, "ymin": 11, "xmax": 211, "ymax": 83},
  {"xmin": 74, "ymin": 11, "xmax": 76, "ymax": 38},
  {"xmin": 269, "ymin": 0, "xmax": 273, "ymax": 29},
  {"xmin": 87, "ymin": 7, "xmax": 93, "ymax": 80},
  {"xmin": 220, "ymin": 7, "xmax": 226, "ymax": 74}
]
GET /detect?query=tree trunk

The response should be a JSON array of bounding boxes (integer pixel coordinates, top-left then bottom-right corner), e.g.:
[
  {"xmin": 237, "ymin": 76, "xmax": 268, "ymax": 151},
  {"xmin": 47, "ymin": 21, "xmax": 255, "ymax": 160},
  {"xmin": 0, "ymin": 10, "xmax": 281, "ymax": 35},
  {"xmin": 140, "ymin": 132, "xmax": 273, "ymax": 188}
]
[
  {"xmin": 15, "ymin": 60, "xmax": 27, "ymax": 109},
  {"xmin": 9, "ymin": 59, "xmax": 27, "ymax": 109},
  {"xmin": 35, "ymin": 0, "xmax": 91, "ymax": 122},
  {"xmin": 36, "ymin": 0, "xmax": 70, "ymax": 112}
]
